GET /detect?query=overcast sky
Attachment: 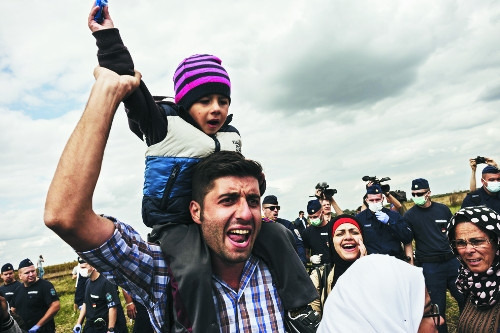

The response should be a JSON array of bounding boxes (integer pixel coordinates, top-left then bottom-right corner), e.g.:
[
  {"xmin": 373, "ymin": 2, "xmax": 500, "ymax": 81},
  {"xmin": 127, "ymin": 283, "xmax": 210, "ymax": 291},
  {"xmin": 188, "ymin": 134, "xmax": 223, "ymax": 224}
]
[{"xmin": 1, "ymin": 0, "xmax": 499, "ymax": 267}]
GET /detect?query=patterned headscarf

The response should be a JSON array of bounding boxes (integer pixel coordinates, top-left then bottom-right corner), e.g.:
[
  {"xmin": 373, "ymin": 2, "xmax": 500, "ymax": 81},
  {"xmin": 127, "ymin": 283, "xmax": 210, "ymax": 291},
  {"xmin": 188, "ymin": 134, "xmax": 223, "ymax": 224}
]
[{"xmin": 447, "ymin": 206, "xmax": 500, "ymax": 309}]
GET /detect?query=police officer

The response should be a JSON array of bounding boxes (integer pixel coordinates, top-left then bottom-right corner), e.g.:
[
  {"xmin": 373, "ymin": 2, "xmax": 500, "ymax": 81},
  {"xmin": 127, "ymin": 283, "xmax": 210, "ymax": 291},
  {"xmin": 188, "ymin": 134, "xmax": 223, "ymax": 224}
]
[
  {"xmin": 462, "ymin": 165, "xmax": 500, "ymax": 213},
  {"xmin": 0, "ymin": 264, "xmax": 21, "ymax": 304},
  {"xmin": 261, "ymin": 195, "xmax": 307, "ymax": 264},
  {"xmin": 10, "ymin": 259, "xmax": 60, "ymax": 333},
  {"xmin": 355, "ymin": 185, "xmax": 413, "ymax": 259},
  {"xmin": 404, "ymin": 178, "xmax": 464, "ymax": 333},
  {"xmin": 73, "ymin": 262, "xmax": 127, "ymax": 333},
  {"xmin": 302, "ymin": 199, "xmax": 332, "ymax": 265},
  {"xmin": 73, "ymin": 258, "xmax": 89, "ymax": 313}
]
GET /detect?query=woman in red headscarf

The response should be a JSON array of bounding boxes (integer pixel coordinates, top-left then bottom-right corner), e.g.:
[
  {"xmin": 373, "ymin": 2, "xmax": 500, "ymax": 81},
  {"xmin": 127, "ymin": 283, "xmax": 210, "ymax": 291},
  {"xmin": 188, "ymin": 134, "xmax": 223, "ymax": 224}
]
[{"xmin": 309, "ymin": 214, "xmax": 367, "ymax": 316}]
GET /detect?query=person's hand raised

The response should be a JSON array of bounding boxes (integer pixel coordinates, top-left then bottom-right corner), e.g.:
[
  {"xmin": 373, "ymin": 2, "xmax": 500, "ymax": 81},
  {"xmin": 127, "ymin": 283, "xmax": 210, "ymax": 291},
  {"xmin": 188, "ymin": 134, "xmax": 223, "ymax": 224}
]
[
  {"xmin": 88, "ymin": 3, "xmax": 114, "ymax": 33},
  {"xmin": 93, "ymin": 66, "xmax": 142, "ymax": 101}
]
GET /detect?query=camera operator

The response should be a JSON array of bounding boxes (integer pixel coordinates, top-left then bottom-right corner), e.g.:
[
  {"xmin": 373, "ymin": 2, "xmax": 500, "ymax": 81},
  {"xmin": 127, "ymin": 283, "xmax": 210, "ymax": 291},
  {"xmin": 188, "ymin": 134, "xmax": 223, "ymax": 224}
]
[
  {"xmin": 468, "ymin": 156, "xmax": 497, "ymax": 192},
  {"xmin": 355, "ymin": 185, "xmax": 413, "ymax": 261},
  {"xmin": 462, "ymin": 163, "xmax": 500, "ymax": 213},
  {"xmin": 315, "ymin": 182, "xmax": 343, "ymax": 224},
  {"xmin": 360, "ymin": 178, "xmax": 406, "ymax": 215}
]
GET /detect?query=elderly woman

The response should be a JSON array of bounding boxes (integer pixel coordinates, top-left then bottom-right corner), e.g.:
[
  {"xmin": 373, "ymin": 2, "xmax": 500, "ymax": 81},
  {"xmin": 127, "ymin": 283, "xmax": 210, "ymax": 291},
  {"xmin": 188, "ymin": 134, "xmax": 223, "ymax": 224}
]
[
  {"xmin": 309, "ymin": 214, "xmax": 367, "ymax": 315},
  {"xmin": 447, "ymin": 206, "xmax": 500, "ymax": 333}
]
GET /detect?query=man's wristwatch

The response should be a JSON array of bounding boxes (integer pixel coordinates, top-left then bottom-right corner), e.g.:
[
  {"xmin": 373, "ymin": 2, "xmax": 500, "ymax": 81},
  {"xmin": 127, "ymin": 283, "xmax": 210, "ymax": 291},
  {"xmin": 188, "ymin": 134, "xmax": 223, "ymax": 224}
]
[{"xmin": 107, "ymin": 328, "xmax": 114, "ymax": 332}]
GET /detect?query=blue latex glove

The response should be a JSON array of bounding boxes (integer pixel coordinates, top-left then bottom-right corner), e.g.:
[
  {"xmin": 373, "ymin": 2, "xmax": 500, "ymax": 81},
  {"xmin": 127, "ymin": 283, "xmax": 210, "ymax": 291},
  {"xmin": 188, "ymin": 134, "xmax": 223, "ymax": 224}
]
[
  {"xmin": 28, "ymin": 325, "xmax": 40, "ymax": 333},
  {"xmin": 375, "ymin": 211, "xmax": 389, "ymax": 224},
  {"xmin": 73, "ymin": 324, "xmax": 82, "ymax": 333}
]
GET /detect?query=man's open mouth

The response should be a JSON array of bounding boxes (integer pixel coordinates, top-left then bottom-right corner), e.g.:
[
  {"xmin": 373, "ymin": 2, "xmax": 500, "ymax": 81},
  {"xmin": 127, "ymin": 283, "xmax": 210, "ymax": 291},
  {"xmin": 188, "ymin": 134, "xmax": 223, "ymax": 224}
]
[{"xmin": 227, "ymin": 229, "xmax": 251, "ymax": 244}]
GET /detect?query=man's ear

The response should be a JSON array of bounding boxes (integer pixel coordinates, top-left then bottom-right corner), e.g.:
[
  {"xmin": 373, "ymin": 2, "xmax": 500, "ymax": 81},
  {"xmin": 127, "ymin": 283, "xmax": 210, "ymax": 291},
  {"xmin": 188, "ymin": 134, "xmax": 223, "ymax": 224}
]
[
  {"xmin": 190, "ymin": 201, "xmax": 202, "ymax": 225},
  {"xmin": 480, "ymin": 177, "xmax": 487, "ymax": 187}
]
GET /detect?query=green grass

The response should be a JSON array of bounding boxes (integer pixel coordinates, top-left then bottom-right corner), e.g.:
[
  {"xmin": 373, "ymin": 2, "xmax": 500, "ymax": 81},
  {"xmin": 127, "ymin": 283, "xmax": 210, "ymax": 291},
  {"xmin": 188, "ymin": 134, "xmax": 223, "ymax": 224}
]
[{"xmin": 446, "ymin": 291, "xmax": 460, "ymax": 333}]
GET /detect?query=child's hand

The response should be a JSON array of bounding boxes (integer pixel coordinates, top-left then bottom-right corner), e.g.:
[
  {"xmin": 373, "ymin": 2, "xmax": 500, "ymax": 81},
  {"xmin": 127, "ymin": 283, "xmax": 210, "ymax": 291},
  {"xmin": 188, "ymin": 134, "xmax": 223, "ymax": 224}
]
[{"xmin": 88, "ymin": 3, "xmax": 114, "ymax": 33}]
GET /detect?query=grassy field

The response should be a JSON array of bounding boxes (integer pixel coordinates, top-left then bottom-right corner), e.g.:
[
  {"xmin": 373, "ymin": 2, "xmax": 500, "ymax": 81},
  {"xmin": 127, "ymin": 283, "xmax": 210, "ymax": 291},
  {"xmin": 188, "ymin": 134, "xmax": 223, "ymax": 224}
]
[{"xmin": 445, "ymin": 291, "xmax": 460, "ymax": 333}]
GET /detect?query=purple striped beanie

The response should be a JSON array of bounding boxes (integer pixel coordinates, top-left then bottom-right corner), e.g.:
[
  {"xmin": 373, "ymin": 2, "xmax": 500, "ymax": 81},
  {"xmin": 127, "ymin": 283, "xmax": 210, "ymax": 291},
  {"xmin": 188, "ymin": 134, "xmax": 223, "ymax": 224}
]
[{"xmin": 173, "ymin": 54, "xmax": 231, "ymax": 110}]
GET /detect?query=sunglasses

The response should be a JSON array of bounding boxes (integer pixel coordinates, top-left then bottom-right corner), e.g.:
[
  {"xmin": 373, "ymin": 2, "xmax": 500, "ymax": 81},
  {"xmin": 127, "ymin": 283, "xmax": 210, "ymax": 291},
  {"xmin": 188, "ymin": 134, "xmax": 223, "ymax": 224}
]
[
  {"xmin": 423, "ymin": 303, "xmax": 440, "ymax": 328},
  {"xmin": 412, "ymin": 191, "xmax": 428, "ymax": 197},
  {"xmin": 265, "ymin": 205, "xmax": 280, "ymax": 211},
  {"xmin": 451, "ymin": 237, "xmax": 492, "ymax": 249}
]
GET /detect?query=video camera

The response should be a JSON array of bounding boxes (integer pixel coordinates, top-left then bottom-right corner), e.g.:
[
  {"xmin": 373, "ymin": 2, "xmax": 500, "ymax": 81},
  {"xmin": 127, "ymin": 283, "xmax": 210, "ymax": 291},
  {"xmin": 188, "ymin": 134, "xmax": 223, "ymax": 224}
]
[
  {"xmin": 390, "ymin": 190, "xmax": 407, "ymax": 203},
  {"xmin": 315, "ymin": 182, "xmax": 338, "ymax": 199},
  {"xmin": 473, "ymin": 156, "xmax": 487, "ymax": 164},
  {"xmin": 362, "ymin": 175, "xmax": 391, "ymax": 193},
  {"xmin": 362, "ymin": 176, "xmax": 408, "ymax": 202}
]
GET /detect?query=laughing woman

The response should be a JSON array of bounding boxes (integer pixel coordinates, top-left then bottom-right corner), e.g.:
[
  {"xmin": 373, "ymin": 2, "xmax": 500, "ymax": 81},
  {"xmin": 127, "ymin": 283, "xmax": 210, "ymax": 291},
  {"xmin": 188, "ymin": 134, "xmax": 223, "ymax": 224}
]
[
  {"xmin": 309, "ymin": 214, "xmax": 367, "ymax": 316},
  {"xmin": 447, "ymin": 206, "xmax": 500, "ymax": 333}
]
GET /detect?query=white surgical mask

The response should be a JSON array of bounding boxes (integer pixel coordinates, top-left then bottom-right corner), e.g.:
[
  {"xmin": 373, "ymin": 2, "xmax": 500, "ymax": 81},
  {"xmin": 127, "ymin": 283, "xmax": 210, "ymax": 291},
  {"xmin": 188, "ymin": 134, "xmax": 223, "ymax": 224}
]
[
  {"xmin": 368, "ymin": 202, "xmax": 383, "ymax": 212},
  {"xmin": 485, "ymin": 181, "xmax": 500, "ymax": 193},
  {"xmin": 79, "ymin": 268, "xmax": 92, "ymax": 278}
]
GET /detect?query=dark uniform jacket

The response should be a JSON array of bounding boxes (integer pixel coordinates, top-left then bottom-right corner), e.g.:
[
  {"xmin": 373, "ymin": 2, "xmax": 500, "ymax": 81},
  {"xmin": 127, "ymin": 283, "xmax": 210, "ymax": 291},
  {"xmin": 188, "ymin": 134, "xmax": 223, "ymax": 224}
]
[
  {"xmin": 356, "ymin": 208, "xmax": 413, "ymax": 257},
  {"xmin": 461, "ymin": 187, "xmax": 500, "ymax": 214}
]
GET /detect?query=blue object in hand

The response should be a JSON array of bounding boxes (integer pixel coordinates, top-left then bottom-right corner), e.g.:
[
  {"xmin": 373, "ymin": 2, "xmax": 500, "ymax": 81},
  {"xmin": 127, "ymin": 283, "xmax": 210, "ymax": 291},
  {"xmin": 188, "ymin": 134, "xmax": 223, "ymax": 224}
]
[
  {"xmin": 375, "ymin": 211, "xmax": 390, "ymax": 224},
  {"xmin": 28, "ymin": 325, "xmax": 40, "ymax": 333},
  {"xmin": 94, "ymin": 0, "xmax": 108, "ymax": 23}
]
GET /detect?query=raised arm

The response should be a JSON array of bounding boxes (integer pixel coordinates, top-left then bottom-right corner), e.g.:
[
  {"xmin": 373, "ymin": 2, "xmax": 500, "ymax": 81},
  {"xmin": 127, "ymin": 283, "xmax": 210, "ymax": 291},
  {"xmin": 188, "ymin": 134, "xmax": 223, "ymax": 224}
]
[
  {"xmin": 88, "ymin": 4, "xmax": 167, "ymax": 145},
  {"xmin": 44, "ymin": 67, "xmax": 141, "ymax": 252},
  {"xmin": 329, "ymin": 197, "xmax": 343, "ymax": 215},
  {"xmin": 469, "ymin": 158, "xmax": 477, "ymax": 192}
]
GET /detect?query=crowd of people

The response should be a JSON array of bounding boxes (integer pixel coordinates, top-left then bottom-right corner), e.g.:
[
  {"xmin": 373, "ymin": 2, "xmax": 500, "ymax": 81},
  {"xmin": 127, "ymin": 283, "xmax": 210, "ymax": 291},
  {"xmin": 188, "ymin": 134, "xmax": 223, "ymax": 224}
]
[
  {"xmin": 1, "ymin": 1, "xmax": 499, "ymax": 333},
  {"xmin": 0, "ymin": 259, "xmax": 59, "ymax": 333},
  {"xmin": 2, "ymin": 158, "xmax": 498, "ymax": 333}
]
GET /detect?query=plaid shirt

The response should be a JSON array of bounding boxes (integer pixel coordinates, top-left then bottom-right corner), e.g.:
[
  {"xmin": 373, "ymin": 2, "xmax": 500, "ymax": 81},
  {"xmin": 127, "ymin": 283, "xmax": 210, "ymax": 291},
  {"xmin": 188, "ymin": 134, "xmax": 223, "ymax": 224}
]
[{"xmin": 78, "ymin": 217, "xmax": 286, "ymax": 333}]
